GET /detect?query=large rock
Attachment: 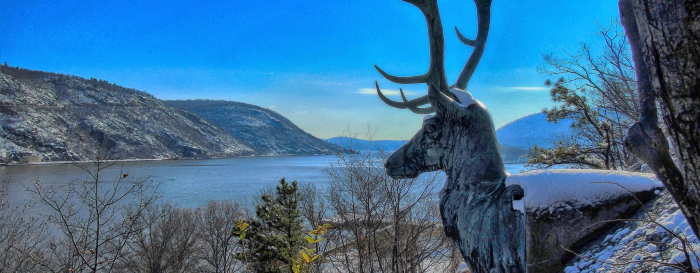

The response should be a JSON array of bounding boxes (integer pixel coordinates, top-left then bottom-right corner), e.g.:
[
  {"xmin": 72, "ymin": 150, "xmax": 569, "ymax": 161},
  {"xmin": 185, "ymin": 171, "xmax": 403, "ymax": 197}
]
[{"xmin": 506, "ymin": 169, "xmax": 663, "ymax": 273}]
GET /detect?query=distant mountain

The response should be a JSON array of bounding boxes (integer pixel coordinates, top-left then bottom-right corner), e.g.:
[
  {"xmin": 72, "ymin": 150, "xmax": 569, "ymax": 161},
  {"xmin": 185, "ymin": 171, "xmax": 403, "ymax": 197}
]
[
  {"xmin": 164, "ymin": 100, "xmax": 340, "ymax": 156},
  {"xmin": 0, "ymin": 66, "xmax": 338, "ymax": 163},
  {"xmin": 0, "ymin": 66, "xmax": 257, "ymax": 163},
  {"xmin": 496, "ymin": 112, "xmax": 573, "ymax": 149},
  {"xmin": 495, "ymin": 112, "xmax": 574, "ymax": 163},
  {"xmin": 325, "ymin": 137, "xmax": 408, "ymax": 152},
  {"xmin": 327, "ymin": 113, "xmax": 573, "ymax": 163}
]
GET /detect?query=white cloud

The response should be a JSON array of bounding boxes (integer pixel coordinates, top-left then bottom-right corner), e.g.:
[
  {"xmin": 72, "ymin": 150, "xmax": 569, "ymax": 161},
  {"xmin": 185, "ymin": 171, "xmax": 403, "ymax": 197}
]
[
  {"xmin": 357, "ymin": 88, "xmax": 417, "ymax": 96},
  {"xmin": 297, "ymin": 110, "xmax": 308, "ymax": 115},
  {"xmin": 268, "ymin": 105, "xmax": 276, "ymax": 109}
]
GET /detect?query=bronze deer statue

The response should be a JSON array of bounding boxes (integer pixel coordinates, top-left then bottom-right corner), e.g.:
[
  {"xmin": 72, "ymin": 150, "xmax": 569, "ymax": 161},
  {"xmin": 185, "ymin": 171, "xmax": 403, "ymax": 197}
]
[{"xmin": 374, "ymin": 0, "xmax": 525, "ymax": 272}]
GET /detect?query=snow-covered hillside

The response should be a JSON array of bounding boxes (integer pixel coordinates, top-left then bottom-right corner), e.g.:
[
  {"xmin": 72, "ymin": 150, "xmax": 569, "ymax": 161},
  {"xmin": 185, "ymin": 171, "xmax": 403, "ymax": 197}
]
[
  {"xmin": 493, "ymin": 112, "xmax": 573, "ymax": 163},
  {"xmin": 165, "ymin": 100, "xmax": 341, "ymax": 156},
  {"xmin": 0, "ymin": 67, "xmax": 340, "ymax": 163},
  {"xmin": 496, "ymin": 112, "xmax": 573, "ymax": 149},
  {"xmin": 0, "ymin": 67, "xmax": 256, "ymax": 162}
]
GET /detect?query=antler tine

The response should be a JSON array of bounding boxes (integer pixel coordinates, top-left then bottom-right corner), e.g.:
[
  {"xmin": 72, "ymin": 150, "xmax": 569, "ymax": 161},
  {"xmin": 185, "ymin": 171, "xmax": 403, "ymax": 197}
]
[
  {"xmin": 399, "ymin": 88, "xmax": 410, "ymax": 102},
  {"xmin": 375, "ymin": 82, "xmax": 432, "ymax": 110},
  {"xmin": 452, "ymin": 0, "xmax": 492, "ymax": 91},
  {"xmin": 408, "ymin": 0, "xmax": 463, "ymax": 109},
  {"xmin": 375, "ymin": 0, "xmax": 474, "ymax": 117},
  {"xmin": 455, "ymin": 26, "xmax": 477, "ymax": 47},
  {"xmin": 400, "ymin": 88, "xmax": 435, "ymax": 114},
  {"xmin": 374, "ymin": 65, "xmax": 429, "ymax": 85}
]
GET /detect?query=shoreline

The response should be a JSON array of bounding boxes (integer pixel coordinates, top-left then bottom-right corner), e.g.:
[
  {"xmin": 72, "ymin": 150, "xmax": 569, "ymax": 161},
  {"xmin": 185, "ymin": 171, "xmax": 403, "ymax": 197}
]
[
  {"xmin": 0, "ymin": 153, "xmax": 339, "ymax": 167},
  {"xmin": 1, "ymin": 158, "xmax": 167, "ymax": 167}
]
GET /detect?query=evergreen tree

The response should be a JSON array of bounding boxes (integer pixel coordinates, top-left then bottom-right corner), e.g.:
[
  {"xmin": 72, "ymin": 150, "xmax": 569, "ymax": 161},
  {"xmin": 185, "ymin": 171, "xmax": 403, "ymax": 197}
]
[{"xmin": 245, "ymin": 178, "xmax": 306, "ymax": 273}]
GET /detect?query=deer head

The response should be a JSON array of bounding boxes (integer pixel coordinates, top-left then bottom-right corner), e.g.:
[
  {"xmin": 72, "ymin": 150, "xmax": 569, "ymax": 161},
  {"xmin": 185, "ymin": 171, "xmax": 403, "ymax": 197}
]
[{"xmin": 375, "ymin": 0, "xmax": 506, "ymax": 185}]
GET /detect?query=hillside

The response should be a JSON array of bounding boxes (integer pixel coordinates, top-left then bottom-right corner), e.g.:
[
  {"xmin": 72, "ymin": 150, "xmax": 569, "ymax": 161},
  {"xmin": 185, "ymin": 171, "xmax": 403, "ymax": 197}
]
[
  {"xmin": 0, "ymin": 66, "xmax": 256, "ymax": 162},
  {"xmin": 164, "ymin": 100, "xmax": 340, "ymax": 156},
  {"xmin": 0, "ymin": 66, "xmax": 339, "ymax": 163},
  {"xmin": 496, "ymin": 112, "xmax": 573, "ymax": 149},
  {"xmin": 495, "ymin": 112, "xmax": 574, "ymax": 163}
]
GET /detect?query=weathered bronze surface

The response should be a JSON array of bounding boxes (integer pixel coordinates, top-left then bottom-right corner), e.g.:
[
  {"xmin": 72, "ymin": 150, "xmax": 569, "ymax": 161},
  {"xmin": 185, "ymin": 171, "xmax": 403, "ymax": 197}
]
[{"xmin": 373, "ymin": 0, "xmax": 526, "ymax": 271}]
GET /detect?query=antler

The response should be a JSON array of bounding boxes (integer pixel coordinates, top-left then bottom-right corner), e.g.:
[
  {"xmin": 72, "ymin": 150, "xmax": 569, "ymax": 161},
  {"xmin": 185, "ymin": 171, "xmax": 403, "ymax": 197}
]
[
  {"xmin": 453, "ymin": 0, "xmax": 491, "ymax": 90},
  {"xmin": 374, "ymin": 0, "xmax": 492, "ymax": 116}
]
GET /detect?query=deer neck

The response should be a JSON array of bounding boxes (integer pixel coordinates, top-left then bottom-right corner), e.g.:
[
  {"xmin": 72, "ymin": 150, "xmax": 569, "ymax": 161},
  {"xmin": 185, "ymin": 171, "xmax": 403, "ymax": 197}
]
[{"xmin": 441, "ymin": 118, "xmax": 507, "ymax": 191}]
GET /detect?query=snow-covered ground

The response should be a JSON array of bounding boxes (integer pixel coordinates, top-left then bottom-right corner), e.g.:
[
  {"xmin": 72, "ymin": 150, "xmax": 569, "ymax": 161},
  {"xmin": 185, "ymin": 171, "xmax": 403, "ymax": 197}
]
[{"xmin": 565, "ymin": 193, "xmax": 700, "ymax": 273}]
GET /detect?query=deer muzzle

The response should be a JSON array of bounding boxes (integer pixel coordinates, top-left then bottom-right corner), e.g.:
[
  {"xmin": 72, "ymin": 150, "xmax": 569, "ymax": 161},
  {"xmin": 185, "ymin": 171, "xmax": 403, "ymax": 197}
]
[{"xmin": 384, "ymin": 147, "xmax": 421, "ymax": 179}]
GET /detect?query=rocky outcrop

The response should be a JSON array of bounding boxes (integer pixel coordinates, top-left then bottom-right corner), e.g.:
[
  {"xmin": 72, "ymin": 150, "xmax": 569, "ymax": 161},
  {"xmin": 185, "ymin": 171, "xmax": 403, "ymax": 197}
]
[
  {"xmin": 164, "ymin": 100, "xmax": 340, "ymax": 156},
  {"xmin": 506, "ymin": 170, "xmax": 663, "ymax": 273}
]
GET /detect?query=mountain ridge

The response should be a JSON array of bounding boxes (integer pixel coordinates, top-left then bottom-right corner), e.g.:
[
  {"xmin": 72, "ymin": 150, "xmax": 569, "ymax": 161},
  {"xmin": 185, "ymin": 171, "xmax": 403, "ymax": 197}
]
[
  {"xmin": 0, "ymin": 66, "xmax": 339, "ymax": 163},
  {"xmin": 496, "ymin": 112, "xmax": 573, "ymax": 149},
  {"xmin": 164, "ymin": 100, "xmax": 340, "ymax": 156}
]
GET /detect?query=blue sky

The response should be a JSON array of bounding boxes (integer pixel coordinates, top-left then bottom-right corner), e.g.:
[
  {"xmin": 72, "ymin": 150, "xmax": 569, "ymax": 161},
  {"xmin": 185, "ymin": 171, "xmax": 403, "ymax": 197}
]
[{"xmin": 1, "ymin": 0, "xmax": 622, "ymax": 140}]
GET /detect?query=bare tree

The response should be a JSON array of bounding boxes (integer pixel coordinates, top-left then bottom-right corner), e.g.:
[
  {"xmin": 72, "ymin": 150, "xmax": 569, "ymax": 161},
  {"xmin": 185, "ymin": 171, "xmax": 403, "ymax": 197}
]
[
  {"xmin": 196, "ymin": 200, "xmax": 245, "ymax": 273},
  {"xmin": 0, "ymin": 180, "xmax": 48, "ymax": 272},
  {"xmin": 618, "ymin": 0, "xmax": 700, "ymax": 239},
  {"xmin": 528, "ymin": 21, "xmax": 641, "ymax": 170},
  {"xmin": 121, "ymin": 203, "xmax": 199, "ymax": 273},
  {"xmin": 325, "ymin": 139, "xmax": 390, "ymax": 272},
  {"xmin": 379, "ymin": 174, "xmax": 452, "ymax": 272},
  {"xmin": 323, "ymin": 136, "xmax": 454, "ymax": 273},
  {"xmin": 164, "ymin": 207, "xmax": 200, "ymax": 273},
  {"xmin": 299, "ymin": 183, "xmax": 330, "ymax": 233},
  {"xmin": 298, "ymin": 183, "xmax": 333, "ymax": 273},
  {"xmin": 29, "ymin": 150, "xmax": 162, "ymax": 273}
]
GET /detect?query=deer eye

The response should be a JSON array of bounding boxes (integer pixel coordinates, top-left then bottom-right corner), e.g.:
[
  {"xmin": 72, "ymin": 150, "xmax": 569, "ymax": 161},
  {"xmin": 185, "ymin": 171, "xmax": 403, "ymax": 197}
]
[{"xmin": 424, "ymin": 124, "xmax": 436, "ymax": 134}]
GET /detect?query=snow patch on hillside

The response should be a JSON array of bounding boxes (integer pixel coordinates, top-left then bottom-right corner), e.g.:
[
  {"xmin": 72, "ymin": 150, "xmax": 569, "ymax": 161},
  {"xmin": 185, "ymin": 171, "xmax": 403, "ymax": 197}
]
[{"xmin": 496, "ymin": 112, "xmax": 573, "ymax": 149}]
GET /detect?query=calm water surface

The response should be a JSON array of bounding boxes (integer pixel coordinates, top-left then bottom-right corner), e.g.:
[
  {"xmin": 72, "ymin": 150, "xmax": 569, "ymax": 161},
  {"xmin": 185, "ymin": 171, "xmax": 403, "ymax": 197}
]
[{"xmin": 1, "ymin": 155, "xmax": 526, "ymax": 208}]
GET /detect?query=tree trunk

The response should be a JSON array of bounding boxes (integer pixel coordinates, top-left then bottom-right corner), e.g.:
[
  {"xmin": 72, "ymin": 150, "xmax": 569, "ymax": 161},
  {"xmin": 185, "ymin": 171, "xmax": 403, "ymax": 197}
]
[{"xmin": 619, "ymin": 0, "xmax": 700, "ymax": 236}]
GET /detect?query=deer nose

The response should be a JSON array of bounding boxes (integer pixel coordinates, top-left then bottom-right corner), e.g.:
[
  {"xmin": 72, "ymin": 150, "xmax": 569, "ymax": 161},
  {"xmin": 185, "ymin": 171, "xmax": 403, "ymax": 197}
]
[{"xmin": 384, "ymin": 154, "xmax": 403, "ymax": 170}]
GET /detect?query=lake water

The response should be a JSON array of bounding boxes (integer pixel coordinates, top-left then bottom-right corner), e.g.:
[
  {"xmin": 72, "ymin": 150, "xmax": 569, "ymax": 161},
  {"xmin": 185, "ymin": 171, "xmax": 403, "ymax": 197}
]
[{"xmin": 1, "ymin": 155, "xmax": 527, "ymax": 208}]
